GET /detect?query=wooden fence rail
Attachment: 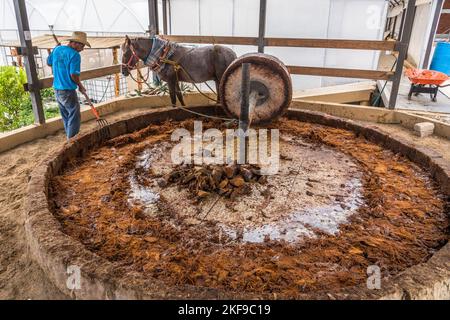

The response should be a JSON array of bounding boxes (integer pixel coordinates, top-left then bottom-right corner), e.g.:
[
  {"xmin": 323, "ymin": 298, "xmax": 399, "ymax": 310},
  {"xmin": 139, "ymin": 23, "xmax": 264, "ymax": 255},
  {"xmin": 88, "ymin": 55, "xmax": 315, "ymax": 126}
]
[
  {"xmin": 27, "ymin": 35, "xmax": 400, "ymax": 91},
  {"xmin": 164, "ymin": 35, "xmax": 397, "ymax": 51},
  {"xmin": 287, "ymin": 66, "xmax": 394, "ymax": 81}
]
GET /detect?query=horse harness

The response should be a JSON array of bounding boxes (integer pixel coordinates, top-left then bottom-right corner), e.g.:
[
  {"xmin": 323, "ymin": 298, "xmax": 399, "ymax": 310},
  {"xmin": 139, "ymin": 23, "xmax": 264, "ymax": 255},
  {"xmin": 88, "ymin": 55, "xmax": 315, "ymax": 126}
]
[{"xmin": 124, "ymin": 36, "xmax": 218, "ymax": 103}]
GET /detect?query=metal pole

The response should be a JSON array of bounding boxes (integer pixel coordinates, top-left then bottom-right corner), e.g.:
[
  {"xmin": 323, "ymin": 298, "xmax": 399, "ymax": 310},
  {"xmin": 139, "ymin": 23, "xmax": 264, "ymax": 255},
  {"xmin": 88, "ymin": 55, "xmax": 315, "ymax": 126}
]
[
  {"xmin": 168, "ymin": 0, "xmax": 172, "ymax": 34},
  {"xmin": 239, "ymin": 63, "xmax": 250, "ymax": 164},
  {"xmin": 422, "ymin": 0, "xmax": 444, "ymax": 69},
  {"xmin": 388, "ymin": 0, "xmax": 416, "ymax": 110},
  {"xmin": 148, "ymin": 0, "xmax": 159, "ymax": 84},
  {"xmin": 13, "ymin": 0, "xmax": 45, "ymax": 125},
  {"xmin": 148, "ymin": 0, "xmax": 159, "ymax": 36},
  {"xmin": 162, "ymin": 0, "xmax": 168, "ymax": 35},
  {"xmin": 258, "ymin": 0, "xmax": 267, "ymax": 53}
]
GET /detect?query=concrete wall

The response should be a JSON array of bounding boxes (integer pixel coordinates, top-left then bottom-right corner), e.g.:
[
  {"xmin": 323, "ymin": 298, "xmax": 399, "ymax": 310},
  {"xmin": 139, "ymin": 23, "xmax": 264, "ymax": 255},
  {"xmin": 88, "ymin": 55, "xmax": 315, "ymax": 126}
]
[
  {"xmin": 0, "ymin": 93, "xmax": 214, "ymax": 154},
  {"xmin": 291, "ymin": 99, "xmax": 450, "ymax": 140},
  {"xmin": 2, "ymin": 96, "xmax": 450, "ymax": 155}
]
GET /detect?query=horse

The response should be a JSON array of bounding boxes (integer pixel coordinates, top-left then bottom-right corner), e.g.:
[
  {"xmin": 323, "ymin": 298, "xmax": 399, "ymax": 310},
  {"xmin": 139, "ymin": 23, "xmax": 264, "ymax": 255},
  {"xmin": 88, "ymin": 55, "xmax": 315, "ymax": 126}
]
[{"xmin": 121, "ymin": 35, "xmax": 237, "ymax": 106}]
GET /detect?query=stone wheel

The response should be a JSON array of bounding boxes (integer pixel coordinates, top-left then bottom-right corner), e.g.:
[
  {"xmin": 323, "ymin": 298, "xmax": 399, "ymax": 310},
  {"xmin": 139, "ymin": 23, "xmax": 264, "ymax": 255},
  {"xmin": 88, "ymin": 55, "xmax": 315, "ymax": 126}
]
[{"xmin": 219, "ymin": 53, "xmax": 292, "ymax": 125}]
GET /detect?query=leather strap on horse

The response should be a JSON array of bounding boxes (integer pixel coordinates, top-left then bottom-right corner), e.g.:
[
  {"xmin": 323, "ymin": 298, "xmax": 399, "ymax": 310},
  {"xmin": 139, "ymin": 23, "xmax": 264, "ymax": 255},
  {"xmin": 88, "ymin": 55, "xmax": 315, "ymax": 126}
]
[
  {"xmin": 149, "ymin": 45, "xmax": 171, "ymax": 72},
  {"xmin": 159, "ymin": 57, "xmax": 219, "ymax": 104}
]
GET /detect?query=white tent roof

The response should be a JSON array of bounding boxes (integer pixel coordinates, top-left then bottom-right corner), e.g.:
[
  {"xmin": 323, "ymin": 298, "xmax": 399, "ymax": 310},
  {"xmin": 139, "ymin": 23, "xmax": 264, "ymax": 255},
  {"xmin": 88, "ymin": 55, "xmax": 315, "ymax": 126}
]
[
  {"xmin": 0, "ymin": 0, "xmax": 148, "ymax": 33},
  {"xmin": 0, "ymin": 0, "xmax": 389, "ymax": 90}
]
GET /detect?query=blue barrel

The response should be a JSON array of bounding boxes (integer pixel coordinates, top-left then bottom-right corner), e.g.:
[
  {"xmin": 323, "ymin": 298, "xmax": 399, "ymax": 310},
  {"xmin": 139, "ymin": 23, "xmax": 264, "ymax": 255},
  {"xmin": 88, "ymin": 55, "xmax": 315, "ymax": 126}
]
[{"xmin": 430, "ymin": 42, "xmax": 450, "ymax": 75}]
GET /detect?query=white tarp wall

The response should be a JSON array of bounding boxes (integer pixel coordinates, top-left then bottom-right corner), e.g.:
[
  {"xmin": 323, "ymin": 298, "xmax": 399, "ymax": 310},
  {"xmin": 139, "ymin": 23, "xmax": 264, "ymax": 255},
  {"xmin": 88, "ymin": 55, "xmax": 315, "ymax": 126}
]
[
  {"xmin": 407, "ymin": 0, "xmax": 434, "ymax": 68},
  {"xmin": 0, "ymin": 0, "xmax": 388, "ymax": 90},
  {"xmin": 385, "ymin": 0, "xmax": 438, "ymax": 69}
]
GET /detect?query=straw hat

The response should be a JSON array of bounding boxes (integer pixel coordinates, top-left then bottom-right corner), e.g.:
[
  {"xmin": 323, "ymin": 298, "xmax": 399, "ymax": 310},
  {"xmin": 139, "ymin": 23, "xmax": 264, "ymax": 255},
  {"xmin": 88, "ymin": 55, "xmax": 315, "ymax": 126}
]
[{"xmin": 68, "ymin": 31, "xmax": 91, "ymax": 47}]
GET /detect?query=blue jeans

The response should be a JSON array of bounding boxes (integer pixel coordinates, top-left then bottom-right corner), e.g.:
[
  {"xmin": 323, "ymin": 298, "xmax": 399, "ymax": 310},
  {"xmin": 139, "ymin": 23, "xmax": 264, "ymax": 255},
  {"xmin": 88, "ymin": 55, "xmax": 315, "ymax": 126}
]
[{"xmin": 55, "ymin": 89, "xmax": 80, "ymax": 139}]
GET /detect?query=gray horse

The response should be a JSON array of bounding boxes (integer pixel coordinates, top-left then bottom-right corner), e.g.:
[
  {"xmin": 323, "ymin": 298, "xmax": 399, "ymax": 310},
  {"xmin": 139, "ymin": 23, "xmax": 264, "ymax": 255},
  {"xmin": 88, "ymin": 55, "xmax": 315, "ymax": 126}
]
[{"xmin": 121, "ymin": 36, "xmax": 237, "ymax": 106}]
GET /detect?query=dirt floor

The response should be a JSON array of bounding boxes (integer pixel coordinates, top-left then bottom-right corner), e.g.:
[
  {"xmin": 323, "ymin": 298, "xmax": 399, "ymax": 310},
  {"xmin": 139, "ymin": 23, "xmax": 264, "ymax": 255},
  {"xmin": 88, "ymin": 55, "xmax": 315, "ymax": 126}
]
[
  {"xmin": 0, "ymin": 106, "xmax": 449, "ymax": 299},
  {"xmin": 0, "ymin": 108, "xmax": 150, "ymax": 300}
]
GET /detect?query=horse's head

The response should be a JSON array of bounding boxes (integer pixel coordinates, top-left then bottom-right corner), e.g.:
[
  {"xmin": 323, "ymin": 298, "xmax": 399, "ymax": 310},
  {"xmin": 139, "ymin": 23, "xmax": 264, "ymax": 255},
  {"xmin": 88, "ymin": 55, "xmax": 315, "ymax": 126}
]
[
  {"xmin": 121, "ymin": 36, "xmax": 154, "ymax": 77},
  {"xmin": 121, "ymin": 35, "xmax": 139, "ymax": 77}
]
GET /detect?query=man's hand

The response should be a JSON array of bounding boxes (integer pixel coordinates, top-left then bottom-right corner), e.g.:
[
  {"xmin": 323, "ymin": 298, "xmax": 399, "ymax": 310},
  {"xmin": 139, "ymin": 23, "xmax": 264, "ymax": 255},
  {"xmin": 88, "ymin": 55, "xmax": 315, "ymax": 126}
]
[{"xmin": 78, "ymin": 84, "xmax": 87, "ymax": 95}]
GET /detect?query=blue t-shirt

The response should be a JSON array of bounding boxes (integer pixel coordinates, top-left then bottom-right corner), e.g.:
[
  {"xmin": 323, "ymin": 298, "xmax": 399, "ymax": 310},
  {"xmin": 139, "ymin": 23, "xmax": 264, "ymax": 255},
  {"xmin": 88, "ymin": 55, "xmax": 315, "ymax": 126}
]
[{"xmin": 47, "ymin": 45, "xmax": 81, "ymax": 90}]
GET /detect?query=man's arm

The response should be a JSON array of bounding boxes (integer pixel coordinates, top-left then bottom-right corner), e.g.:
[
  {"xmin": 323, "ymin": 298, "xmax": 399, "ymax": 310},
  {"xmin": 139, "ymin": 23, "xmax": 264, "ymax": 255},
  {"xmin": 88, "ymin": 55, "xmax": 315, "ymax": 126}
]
[
  {"xmin": 69, "ymin": 53, "xmax": 86, "ymax": 94},
  {"xmin": 70, "ymin": 74, "xmax": 86, "ymax": 94}
]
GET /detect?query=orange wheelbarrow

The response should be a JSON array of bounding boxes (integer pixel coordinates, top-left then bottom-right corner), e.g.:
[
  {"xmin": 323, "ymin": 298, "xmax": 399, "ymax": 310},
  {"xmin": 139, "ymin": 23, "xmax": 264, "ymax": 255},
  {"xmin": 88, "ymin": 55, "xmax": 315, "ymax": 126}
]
[{"xmin": 405, "ymin": 68, "xmax": 450, "ymax": 102}]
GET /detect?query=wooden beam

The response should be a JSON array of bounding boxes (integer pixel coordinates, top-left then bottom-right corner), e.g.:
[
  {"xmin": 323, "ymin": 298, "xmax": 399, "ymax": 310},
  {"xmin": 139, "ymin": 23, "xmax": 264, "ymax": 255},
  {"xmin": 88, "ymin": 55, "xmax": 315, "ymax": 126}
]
[
  {"xmin": 35, "ymin": 64, "xmax": 122, "ymax": 90},
  {"xmin": 163, "ymin": 35, "xmax": 398, "ymax": 51},
  {"xmin": 32, "ymin": 64, "xmax": 393, "ymax": 91},
  {"xmin": 136, "ymin": 61, "xmax": 144, "ymax": 92},
  {"xmin": 112, "ymin": 48, "xmax": 120, "ymax": 97},
  {"xmin": 291, "ymin": 100, "xmax": 398, "ymax": 124},
  {"xmin": 295, "ymin": 90, "xmax": 373, "ymax": 104},
  {"xmin": 265, "ymin": 38, "xmax": 397, "ymax": 51},
  {"xmin": 288, "ymin": 66, "xmax": 394, "ymax": 80},
  {"xmin": 293, "ymin": 81, "xmax": 376, "ymax": 103},
  {"xmin": 163, "ymin": 35, "xmax": 258, "ymax": 46}
]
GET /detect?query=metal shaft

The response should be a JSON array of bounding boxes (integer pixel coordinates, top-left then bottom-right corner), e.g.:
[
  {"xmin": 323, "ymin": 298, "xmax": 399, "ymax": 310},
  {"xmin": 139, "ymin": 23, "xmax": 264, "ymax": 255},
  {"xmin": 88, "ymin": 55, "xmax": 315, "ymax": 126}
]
[
  {"xmin": 240, "ymin": 63, "xmax": 251, "ymax": 133},
  {"xmin": 238, "ymin": 63, "xmax": 259, "ymax": 164},
  {"xmin": 238, "ymin": 63, "xmax": 250, "ymax": 164}
]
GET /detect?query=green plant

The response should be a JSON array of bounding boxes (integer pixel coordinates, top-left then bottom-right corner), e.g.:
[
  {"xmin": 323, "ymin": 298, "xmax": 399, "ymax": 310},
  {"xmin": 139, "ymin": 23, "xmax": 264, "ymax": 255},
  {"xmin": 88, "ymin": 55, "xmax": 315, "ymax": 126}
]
[
  {"xmin": 41, "ymin": 87, "xmax": 55, "ymax": 100},
  {"xmin": 0, "ymin": 66, "xmax": 30, "ymax": 131},
  {"xmin": 0, "ymin": 66, "xmax": 60, "ymax": 132},
  {"xmin": 44, "ymin": 106, "xmax": 60, "ymax": 119}
]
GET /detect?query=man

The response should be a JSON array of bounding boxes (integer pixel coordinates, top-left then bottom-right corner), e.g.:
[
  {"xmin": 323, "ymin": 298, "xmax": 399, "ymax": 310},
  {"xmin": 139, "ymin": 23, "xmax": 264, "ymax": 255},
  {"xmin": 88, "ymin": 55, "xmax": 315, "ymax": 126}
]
[{"xmin": 47, "ymin": 31, "xmax": 91, "ymax": 139}]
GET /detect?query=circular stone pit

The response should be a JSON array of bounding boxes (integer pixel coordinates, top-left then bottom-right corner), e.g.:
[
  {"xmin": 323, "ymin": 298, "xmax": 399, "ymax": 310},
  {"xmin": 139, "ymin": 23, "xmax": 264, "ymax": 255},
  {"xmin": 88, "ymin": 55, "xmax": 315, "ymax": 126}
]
[{"xmin": 25, "ymin": 106, "xmax": 450, "ymax": 299}]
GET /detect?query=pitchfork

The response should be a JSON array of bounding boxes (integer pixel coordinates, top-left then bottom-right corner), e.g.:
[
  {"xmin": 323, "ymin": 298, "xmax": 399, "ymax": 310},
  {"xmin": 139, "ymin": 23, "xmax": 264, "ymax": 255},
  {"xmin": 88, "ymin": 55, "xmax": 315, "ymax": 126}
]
[{"xmin": 82, "ymin": 92, "xmax": 111, "ymax": 140}]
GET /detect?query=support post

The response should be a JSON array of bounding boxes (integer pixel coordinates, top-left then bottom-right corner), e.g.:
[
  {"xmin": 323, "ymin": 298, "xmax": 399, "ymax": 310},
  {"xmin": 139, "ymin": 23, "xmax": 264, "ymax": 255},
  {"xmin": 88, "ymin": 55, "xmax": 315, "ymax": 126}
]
[
  {"xmin": 148, "ymin": 0, "xmax": 159, "ymax": 36},
  {"xmin": 258, "ymin": 0, "xmax": 267, "ymax": 53},
  {"xmin": 422, "ymin": 0, "xmax": 444, "ymax": 69},
  {"xmin": 389, "ymin": 0, "xmax": 416, "ymax": 110},
  {"xmin": 17, "ymin": 55, "xmax": 23, "ymax": 68},
  {"xmin": 13, "ymin": 0, "xmax": 45, "ymax": 124},
  {"xmin": 392, "ymin": 16, "xmax": 398, "ymax": 38},
  {"xmin": 112, "ymin": 47, "xmax": 120, "ymax": 97},
  {"xmin": 137, "ymin": 62, "xmax": 143, "ymax": 92},
  {"xmin": 148, "ymin": 0, "xmax": 159, "ymax": 84},
  {"xmin": 162, "ymin": 0, "xmax": 168, "ymax": 35}
]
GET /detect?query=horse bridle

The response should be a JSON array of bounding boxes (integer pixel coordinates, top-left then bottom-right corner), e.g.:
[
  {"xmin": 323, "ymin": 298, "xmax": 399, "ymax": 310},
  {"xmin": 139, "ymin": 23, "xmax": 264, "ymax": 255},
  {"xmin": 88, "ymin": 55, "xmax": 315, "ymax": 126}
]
[
  {"xmin": 122, "ymin": 40, "xmax": 150, "ymax": 84},
  {"xmin": 122, "ymin": 41, "xmax": 141, "ymax": 71}
]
